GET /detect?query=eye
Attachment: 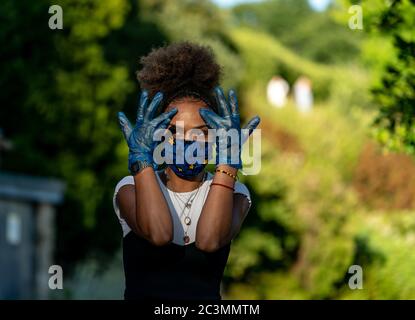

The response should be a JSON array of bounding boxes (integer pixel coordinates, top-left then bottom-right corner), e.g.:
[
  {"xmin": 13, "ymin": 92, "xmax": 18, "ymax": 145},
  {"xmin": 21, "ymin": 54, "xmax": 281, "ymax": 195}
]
[
  {"xmin": 165, "ymin": 126, "xmax": 176, "ymax": 139},
  {"xmin": 189, "ymin": 131, "xmax": 207, "ymax": 141}
]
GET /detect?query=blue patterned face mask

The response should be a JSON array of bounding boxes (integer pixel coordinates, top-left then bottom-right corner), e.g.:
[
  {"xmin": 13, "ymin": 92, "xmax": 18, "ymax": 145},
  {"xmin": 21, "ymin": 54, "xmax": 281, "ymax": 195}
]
[{"xmin": 166, "ymin": 138, "xmax": 213, "ymax": 179}]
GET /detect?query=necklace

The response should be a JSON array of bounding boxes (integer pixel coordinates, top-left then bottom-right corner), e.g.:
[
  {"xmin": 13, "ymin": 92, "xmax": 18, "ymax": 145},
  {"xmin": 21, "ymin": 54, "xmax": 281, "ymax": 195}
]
[
  {"xmin": 173, "ymin": 189, "xmax": 198, "ymax": 212},
  {"xmin": 172, "ymin": 189, "xmax": 198, "ymax": 226},
  {"xmin": 183, "ymin": 177, "xmax": 210, "ymax": 242},
  {"xmin": 167, "ymin": 171, "xmax": 206, "ymax": 244}
]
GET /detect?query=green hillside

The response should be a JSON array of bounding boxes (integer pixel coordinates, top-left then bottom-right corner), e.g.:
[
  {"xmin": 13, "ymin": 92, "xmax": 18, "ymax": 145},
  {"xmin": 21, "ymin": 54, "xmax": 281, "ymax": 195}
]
[{"xmin": 222, "ymin": 27, "xmax": 415, "ymax": 299}]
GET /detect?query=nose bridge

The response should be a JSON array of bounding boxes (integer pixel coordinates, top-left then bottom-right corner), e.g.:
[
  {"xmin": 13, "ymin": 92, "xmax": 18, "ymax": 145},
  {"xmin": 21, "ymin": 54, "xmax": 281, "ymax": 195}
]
[
  {"xmin": 184, "ymin": 129, "xmax": 193, "ymax": 141},
  {"xmin": 173, "ymin": 120, "xmax": 211, "ymax": 141}
]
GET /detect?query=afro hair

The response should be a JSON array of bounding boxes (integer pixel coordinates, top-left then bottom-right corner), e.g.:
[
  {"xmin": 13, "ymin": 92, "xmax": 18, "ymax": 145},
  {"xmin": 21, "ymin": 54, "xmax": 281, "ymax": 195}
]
[{"xmin": 136, "ymin": 42, "xmax": 222, "ymax": 112}]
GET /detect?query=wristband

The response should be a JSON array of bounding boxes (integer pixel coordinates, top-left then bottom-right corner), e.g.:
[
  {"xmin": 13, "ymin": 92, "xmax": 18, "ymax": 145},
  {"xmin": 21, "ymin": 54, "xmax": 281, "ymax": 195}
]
[
  {"xmin": 215, "ymin": 168, "xmax": 237, "ymax": 180},
  {"xmin": 210, "ymin": 182, "xmax": 234, "ymax": 191}
]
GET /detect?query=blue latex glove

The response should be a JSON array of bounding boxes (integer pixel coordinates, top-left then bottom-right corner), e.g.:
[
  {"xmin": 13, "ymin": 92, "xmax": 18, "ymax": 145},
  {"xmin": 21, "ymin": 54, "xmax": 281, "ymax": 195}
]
[
  {"xmin": 117, "ymin": 91, "xmax": 177, "ymax": 173},
  {"xmin": 199, "ymin": 87, "xmax": 260, "ymax": 169}
]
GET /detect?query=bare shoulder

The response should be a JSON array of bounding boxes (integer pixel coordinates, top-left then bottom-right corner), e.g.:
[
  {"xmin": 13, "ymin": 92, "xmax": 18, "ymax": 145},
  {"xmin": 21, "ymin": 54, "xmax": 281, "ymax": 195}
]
[
  {"xmin": 116, "ymin": 184, "xmax": 135, "ymax": 205},
  {"xmin": 117, "ymin": 184, "xmax": 135, "ymax": 197},
  {"xmin": 234, "ymin": 192, "xmax": 250, "ymax": 207},
  {"xmin": 234, "ymin": 180, "xmax": 250, "ymax": 197},
  {"xmin": 116, "ymin": 184, "xmax": 135, "ymax": 221},
  {"xmin": 114, "ymin": 175, "xmax": 135, "ymax": 204}
]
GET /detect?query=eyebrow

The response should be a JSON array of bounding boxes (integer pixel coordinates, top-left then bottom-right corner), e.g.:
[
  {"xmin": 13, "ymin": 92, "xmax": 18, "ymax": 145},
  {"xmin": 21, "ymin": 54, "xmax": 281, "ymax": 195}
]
[
  {"xmin": 193, "ymin": 125, "xmax": 209, "ymax": 129},
  {"xmin": 168, "ymin": 124, "xmax": 209, "ymax": 130}
]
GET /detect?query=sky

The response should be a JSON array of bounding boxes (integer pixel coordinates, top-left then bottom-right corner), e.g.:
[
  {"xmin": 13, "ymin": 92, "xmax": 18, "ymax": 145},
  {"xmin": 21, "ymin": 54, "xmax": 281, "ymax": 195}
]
[{"xmin": 212, "ymin": 0, "xmax": 332, "ymax": 11}]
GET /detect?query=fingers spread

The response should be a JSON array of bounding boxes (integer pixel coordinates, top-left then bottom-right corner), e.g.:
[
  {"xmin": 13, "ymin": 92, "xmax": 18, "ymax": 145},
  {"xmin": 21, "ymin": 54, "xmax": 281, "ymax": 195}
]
[
  {"xmin": 241, "ymin": 116, "xmax": 260, "ymax": 144},
  {"xmin": 229, "ymin": 89, "xmax": 239, "ymax": 117},
  {"xmin": 214, "ymin": 86, "xmax": 231, "ymax": 118},
  {"xmin": 137, "ymin": 91, "xmax": 148, "ymax": 123},
  {"xmin": 151, "ymin": 108, "xmax": 177, "ymax": 128},
  {"xmin": 199, "ymin": 108, "xmax": 221, "ymax": 129},
  {"xmin": 145, "ymin": 91, "xmax": 163, "ymax": 121},
  {"xmin": 158, "ymin": 117, "xmax": 174, "ymax": 130},
  {"xmin": 243, "ymin": 116, "xmax": 261, "ymax": 133},
  {"xmin": 118, "ymin": 112, "xmax": 133, "ymax": 141}
]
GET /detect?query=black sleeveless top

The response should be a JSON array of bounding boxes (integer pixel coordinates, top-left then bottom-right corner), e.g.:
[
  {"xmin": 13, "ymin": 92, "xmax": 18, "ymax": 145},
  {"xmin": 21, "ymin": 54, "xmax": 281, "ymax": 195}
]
[{"xmin": 123, "ymin": 231, "xmax": 231, "ymax": 300}]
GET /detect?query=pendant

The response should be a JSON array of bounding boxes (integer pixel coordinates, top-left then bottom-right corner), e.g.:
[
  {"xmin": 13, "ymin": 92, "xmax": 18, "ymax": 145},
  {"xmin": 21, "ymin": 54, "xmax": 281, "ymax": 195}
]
[
  {"xmin": 184, "ymin": 216, "xmax": 191, "ymax": 225},
  {"xmin": 183, "ymin": 235, "xmax": 190, "ymax": 244},
  {"xmin": 185, "ymin": 201, "xmax": 192, "ymax": 209}
]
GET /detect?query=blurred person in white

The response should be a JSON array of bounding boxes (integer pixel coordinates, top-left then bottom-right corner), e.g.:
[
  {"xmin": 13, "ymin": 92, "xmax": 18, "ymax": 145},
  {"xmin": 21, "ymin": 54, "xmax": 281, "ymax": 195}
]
[
  {"xmin": 294, "ymin": 76, "xmax": 313, "ymax": 113},
  {"xmin": 266, "ymin": 76, "xmax": 289, "ymax": 108}
]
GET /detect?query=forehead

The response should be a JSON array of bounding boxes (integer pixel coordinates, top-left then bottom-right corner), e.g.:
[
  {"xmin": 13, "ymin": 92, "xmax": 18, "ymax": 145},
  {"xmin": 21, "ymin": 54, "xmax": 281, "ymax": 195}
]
[{"xmin": 165, "ymin": 99, "xmax": 209, "ymax": 128}]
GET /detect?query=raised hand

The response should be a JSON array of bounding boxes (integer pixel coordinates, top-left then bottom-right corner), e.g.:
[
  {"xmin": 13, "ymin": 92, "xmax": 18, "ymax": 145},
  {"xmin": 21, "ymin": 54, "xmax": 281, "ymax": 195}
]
[
  {"xmin": 199, "ymin": 87, "xmax": 260, "ymax": 169},
  {"xmin": 117, "ymin": 91, "xmax": 177, "ymax": 173}
]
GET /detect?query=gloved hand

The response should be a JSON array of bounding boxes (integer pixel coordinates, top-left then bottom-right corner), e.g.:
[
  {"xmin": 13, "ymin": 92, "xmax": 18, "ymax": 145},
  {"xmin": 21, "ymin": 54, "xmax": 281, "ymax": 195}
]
[
  {"xmin": 117, "ymin": 91, "xmax": 177, "ymax": 173},
  {"xmin": 199, "ymin": 87, "xmax": 260, "ymax": 169}
]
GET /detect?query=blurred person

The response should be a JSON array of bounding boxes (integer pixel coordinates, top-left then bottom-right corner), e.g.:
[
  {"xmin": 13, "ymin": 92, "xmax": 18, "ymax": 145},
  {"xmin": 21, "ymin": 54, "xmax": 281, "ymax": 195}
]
[
  {"xmin": 266, "ymin": 76, "xmax": 289, "ymax": 108},
  {"xmin": 294, "ymin": 76, "xmax": 313, "ymax": 113},
  {"xmin": 113, "ymin": 42, "xmax": 260, "ymax": 300}
]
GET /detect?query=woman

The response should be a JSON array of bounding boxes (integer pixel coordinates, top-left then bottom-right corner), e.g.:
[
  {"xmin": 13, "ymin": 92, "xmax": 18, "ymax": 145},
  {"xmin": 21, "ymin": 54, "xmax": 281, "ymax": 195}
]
[{"xmin": 113, "ymin": 42, "xmax": 260, "ymax": 300}]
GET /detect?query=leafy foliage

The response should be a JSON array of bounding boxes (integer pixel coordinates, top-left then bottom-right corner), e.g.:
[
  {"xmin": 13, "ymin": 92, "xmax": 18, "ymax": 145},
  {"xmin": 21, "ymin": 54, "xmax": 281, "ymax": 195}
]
[
  {"xmin": 353, "ymin": 0, "xmax": 415, "ymax": 155},
  {"xmin": 2, "ymin": 0, "xmax": 415, "ymax": 300},
  {"xmin": 232, "ymin": 0, "xmax": 362, "ymax": 64},
  {"xmin": 0, "ymin": 0, "xmax": 166, "ymax": 267}
]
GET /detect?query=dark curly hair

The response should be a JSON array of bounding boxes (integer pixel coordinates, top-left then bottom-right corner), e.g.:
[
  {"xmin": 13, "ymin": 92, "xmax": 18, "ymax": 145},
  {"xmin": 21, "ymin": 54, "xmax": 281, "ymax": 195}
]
[{"xmin": 136, "ymin": 42, "xmax": 222, "ymax": 113}]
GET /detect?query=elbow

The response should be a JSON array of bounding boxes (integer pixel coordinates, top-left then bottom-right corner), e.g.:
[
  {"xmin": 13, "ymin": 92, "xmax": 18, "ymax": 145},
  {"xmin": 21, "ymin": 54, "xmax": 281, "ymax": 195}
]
[
  {"xmin": 141, "ymin": 228, "xmax": 172, "ymax": 247},
  {"xmin": 137, "ymin": 223, "xmax": 173, "ymax": 246},
  {"xmin": 148, "ymin": 234, "xmax": 172, "ymax": 247},
  {"xmin": 195, "ymin": 239, "xmax": 221, "ymax": 253}
]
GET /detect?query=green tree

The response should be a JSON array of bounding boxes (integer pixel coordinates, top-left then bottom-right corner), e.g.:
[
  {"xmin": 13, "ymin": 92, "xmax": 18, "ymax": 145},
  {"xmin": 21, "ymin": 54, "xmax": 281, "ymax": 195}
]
[
  {"xmin": 232, "ymin": 0, "xmax": 362, "ymax": 64},
  {"xmin": 0, "ymin": 0, "xmax": 166, "ymax": 268},
  {"xmin": 366, "ymin": 0, "xmax": 415, "ymax": 155},
  {"xmin": 141, "ymin": 0, "xmax": 243, "ymax": 89}
]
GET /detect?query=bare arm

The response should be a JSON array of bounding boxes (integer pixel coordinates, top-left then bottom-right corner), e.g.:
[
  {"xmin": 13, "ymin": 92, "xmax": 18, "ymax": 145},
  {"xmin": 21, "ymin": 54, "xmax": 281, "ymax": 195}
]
[
  {"xmin": 195, "ymin": 165, "xmax": 250, "ymax": 252},
  {"xmin": 196, "ymin": 87, "xmax": 259, "ymax": 252},
  {"xmin": 116, "ymin": 91, "xmax": 178, "ymax": 246},
  {"xmin": 116, "ymin": 168, "xmax": 173, "ymax": 246}
]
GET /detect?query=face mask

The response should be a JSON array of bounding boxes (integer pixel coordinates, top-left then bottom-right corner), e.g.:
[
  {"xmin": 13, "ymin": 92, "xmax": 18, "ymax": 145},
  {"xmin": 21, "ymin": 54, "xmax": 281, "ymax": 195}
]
[{"xmin": 166, "ymin": 139, "xmax": 213, "ymax": 179}]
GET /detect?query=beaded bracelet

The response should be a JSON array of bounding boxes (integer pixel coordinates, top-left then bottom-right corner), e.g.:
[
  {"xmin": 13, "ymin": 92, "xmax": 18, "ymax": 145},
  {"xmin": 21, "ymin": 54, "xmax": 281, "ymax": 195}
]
[
  {"xmin": 215, "ymin": 168, "xmax": 238, "ymax": 180},
  {"xmin": 211, "ymin": 182, "xmax": 234, "ymax": 191}
]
